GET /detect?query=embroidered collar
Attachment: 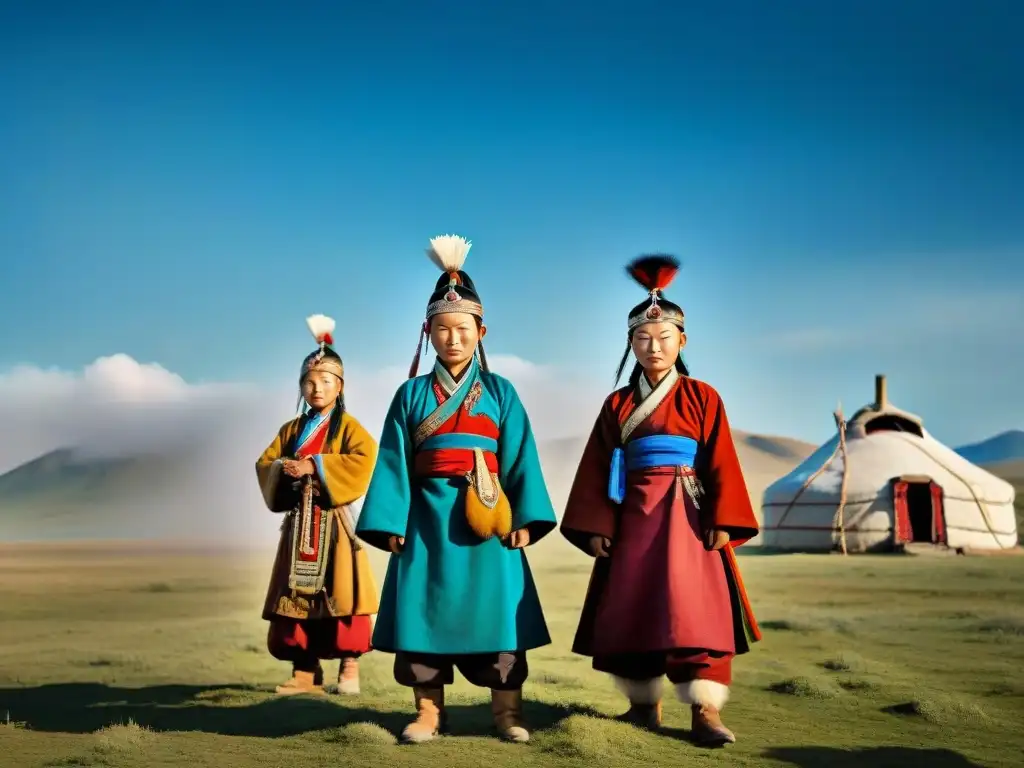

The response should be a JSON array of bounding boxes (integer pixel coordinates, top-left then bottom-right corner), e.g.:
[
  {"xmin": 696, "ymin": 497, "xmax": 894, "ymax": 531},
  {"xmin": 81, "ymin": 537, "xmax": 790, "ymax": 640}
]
[
  {"xmin": 304, "ymin": 405, "xmax": 334, "ymax": 426},
  {"xmin": 433, "ymin": 355, "xmax": 477, "ymax": 396},
  {"xmin": 637, "ymin": 366, "xmax": 679, "ymax": 400},
  {"xmin": 620, "ymin": 366, "xmax": 680, "ymax": 443}
]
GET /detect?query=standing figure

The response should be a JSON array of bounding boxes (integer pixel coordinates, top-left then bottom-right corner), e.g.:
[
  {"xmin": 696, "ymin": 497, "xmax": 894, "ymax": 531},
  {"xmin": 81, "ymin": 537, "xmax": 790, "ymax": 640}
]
[
  {"xmin": 256, "ymin": 314, "xmax": 380, "ymax": 696},
  {"xmin": 560, "ymin": 256, "xmax": 761, "ymax": 746},
  {"xmin": 356, "ymin": 234, "xmax": 557, "ymax": 745}
]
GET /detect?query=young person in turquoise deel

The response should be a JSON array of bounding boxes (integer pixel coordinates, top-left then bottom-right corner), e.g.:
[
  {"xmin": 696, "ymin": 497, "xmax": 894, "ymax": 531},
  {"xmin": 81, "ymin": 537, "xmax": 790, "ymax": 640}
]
[{"xmin": 355, "ymin": 234, "xmax": 556, "ymax": 745}]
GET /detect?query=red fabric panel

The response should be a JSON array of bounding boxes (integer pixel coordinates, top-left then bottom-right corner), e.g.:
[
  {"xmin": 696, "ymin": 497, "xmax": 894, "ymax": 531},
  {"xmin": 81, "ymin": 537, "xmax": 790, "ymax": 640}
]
[{"xmin": 893, "ymin": 481, "xmax": 911, "ymax": 543}]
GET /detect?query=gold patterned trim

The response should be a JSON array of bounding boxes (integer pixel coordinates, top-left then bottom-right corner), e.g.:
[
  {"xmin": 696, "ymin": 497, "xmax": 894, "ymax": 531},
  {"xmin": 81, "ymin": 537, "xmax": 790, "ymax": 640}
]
[
  {"xmin": 621, "ymin": 366, "xmax": 680, "ymax": 443},
  {"xmin": 426, "ymin": 298, "xmax": 483, "ymax": 318},
  {"xmin": 628, "ymin": 308, "xmax": 684, "ymax": 332},
  {"xmin": 412, "ymin": 359, "xmax": 475, "ymax": 447},
  {"xmin": 303, "ymin": 358, "xmax": 344, "ymax": 379}
]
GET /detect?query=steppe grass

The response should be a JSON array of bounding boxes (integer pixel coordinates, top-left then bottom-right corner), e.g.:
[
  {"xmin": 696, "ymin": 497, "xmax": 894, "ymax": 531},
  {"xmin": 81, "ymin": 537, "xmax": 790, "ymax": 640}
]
[{"xmin": 1, "ymin": 540, "xmax": 1023, "ymax": 767}]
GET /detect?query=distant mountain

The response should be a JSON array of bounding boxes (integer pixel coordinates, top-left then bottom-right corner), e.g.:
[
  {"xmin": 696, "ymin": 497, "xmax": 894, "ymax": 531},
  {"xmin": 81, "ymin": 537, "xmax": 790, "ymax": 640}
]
[
  {"xmin": 955, "ymin": 430, "xmax": 1024, "ymax": 465},
  {"xmin": 0, "ymin": 448, "xmax": 145, "ymax": 501},
  {"xmin": 0, "ymin": 446, "xmax": 264, "ymax": 543}
]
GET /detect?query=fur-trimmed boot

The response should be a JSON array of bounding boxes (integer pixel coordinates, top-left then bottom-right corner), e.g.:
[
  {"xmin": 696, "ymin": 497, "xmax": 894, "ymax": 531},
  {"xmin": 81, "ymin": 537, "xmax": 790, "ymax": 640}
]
[
  {"xmin": 491, "ymin": 688, "xmax": 530, "ymax": 743},
  {"xmin": 675, "ymin": 680, "xmax": 735, "ymax": 745},
  {"xmin": 400, "ymin": 686, "xmax": 446, "ymax": 744},
  {"xmin": 334, "ymin": 657, "xmax": 360, "ymax": 695},
  {"xmin": 611, "ymin": 676, "xmax": 663, "ymax": 730},
  {"xmin": 274, "ymin": 666, "xmax": 326, "ymax": 696}
]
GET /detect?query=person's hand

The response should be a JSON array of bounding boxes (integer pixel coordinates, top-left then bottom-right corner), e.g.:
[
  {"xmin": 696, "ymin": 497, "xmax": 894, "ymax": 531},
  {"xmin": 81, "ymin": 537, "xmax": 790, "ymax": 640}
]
[
  {"xmin": 705, "ymin": 528, "xmax": 730, "ymax": 551},
  {"xmin": 590, "ymin": 535, "xmax": 612, "ymax": 557},
  {"xmin": 505, "ymin": 528, "xmax": 530, "ymax": 549},
  {"xmin": 388, "ymin": 535, "xmax": 405, "ymax": 554},
  {"xmin": 282, "ymin": 458, "xmax": 315, "ymax": 478}
]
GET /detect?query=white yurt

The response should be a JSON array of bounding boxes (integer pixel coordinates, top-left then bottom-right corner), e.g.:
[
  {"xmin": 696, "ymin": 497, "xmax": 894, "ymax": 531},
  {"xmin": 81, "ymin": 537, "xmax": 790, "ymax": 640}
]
[{"xmin": 761, "ymin": 375, "xmax": 1018, "ymax": 553}]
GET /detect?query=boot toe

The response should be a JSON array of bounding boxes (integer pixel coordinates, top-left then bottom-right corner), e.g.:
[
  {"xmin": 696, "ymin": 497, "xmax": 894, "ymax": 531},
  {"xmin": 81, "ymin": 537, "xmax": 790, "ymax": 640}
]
[
  {"xmin": 400, "ymin": 726, "xmax": 437, "ymax": 744},
  {"xmin": 500, "ymin": 725, "xmax": 530, "ymax": 743},
  {"xmin": 335, "ymin": 680, "xmax": 361, "ymax": 695},
  {"xmin": 274, "ymin": 675, "xmax": 325, "ymax": 696}
]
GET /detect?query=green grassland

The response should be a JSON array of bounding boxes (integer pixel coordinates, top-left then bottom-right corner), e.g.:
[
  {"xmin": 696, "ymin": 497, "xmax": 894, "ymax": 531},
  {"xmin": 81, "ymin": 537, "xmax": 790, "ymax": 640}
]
[{"xmin": 2, "ymin": 539, "xmax": 1024, "ymax": 768}]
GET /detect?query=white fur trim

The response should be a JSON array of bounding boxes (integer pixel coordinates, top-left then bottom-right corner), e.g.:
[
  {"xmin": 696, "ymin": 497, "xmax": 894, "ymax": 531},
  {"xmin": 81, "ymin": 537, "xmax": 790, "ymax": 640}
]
[
  {"xmin": 675, "ymin": 680, "xmax": 729, "ymax": 710},
  {"xmin": 611, "ymin": 675, "xmax": 663, "ymax": 705}
]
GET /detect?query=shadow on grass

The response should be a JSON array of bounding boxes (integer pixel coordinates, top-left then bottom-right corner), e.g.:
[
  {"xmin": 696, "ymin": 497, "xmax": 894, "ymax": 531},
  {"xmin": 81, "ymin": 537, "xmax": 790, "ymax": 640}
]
[
  {"xmin": 764, "ymin": 746, "xmax": 984, "ymax": 768},
  {"xmin": 0, "ymin": 683, "xmax": 599, "ymax": 739}
]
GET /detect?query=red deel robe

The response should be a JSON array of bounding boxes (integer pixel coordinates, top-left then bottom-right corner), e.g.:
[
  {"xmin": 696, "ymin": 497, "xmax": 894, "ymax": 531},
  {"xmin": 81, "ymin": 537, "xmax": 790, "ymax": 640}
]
[{"xmin": 561, "ymin": 374, "xmax": 761, "ymax": 659}]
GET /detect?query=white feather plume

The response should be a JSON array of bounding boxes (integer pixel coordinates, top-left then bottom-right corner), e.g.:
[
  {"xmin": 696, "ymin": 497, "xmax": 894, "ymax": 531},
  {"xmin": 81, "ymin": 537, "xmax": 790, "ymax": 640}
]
[
  {"xmin": 426, "ymin": 234, "xmax": 472, "ymax": 273},
  {"xmin": 305, "ymin": 314, "xmax": 336, "ymax": 344}
]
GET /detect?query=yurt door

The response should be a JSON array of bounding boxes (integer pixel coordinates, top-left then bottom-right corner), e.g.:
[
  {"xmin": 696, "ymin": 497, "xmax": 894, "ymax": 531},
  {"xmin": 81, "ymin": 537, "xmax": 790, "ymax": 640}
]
[
  {"xmin": 893, "ymin": 479, "xmax": 946, "ymax": 544},
  {"xmin": 894, "ymin": 482, "xmax": 911, "ymax": 543},
  {"xmin": 929, "ymin": 481, "xmax": 947, "ymax": 544}
]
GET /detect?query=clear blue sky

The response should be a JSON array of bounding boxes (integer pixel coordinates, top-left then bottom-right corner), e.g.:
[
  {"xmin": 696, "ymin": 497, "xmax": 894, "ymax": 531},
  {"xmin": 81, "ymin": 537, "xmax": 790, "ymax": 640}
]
[{"xmin": 1, "ymin": 0, "xmax": 1022, "ymax": 445}]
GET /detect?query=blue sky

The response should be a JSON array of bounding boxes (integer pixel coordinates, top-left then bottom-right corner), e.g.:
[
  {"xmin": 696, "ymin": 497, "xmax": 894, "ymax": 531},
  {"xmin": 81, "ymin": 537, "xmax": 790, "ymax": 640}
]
[{"xmin": 1, "ymin": 0, "xmax": 1021, "ymax": 446}]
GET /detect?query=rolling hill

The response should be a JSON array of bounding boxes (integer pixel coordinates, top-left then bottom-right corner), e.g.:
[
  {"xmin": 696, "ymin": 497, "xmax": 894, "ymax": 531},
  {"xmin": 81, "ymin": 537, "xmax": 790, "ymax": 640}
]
[
  {"xmin": 955, "ymin": 429, "xmax": 1024, "ymax": 465},
  {"xmin": 0, "ymin": 445, "xmax": 261, "ymax": 543}
]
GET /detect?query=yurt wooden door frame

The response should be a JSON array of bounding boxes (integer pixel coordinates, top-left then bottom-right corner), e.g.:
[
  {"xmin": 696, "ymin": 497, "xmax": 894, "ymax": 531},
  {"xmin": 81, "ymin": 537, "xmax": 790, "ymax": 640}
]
[{"xmin": 892, "ymin": 476, "xmax": 947, "ymax": 545}]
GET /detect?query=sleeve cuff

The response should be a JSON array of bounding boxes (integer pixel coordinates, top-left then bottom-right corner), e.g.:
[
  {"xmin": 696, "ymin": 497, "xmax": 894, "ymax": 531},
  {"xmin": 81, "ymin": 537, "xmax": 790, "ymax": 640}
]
[{"xmin": 260, "ymin": 459, "xmax": 284, "ymax": 509}]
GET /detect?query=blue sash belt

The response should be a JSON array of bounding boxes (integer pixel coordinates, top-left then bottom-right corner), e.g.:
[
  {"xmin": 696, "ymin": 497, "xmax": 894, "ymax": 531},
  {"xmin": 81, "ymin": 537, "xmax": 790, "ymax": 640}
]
[
  {"xmin": 608, "ymin": 435, "xmax": 699, "ymax": 503},
  {"xmin": 419, "ymin": 432, "xmax": 499, "ymax": 453}
]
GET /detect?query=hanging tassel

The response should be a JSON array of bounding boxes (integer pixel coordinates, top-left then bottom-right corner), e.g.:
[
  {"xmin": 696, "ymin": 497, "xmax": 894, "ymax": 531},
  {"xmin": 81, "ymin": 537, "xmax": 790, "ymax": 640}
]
[
  {"xmin": 408, "ymin": 322, "xmax": 427, "ymax": 379},
  {"xmin": 613, "ymin": 339, "xmax": 633, "ymax": 385},
  {"xmin": 608, "ymin": 447, "xmax": 626, "ymax": 503}
]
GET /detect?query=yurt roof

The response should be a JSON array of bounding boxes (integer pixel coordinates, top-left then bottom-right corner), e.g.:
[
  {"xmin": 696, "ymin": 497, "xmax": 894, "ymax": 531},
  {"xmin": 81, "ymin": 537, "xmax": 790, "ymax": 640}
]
[
  {"xmin": 763, "ymin": 375, "xmax": 1016, "ymax": 505},
  {"xmin": 846, "ymin": 373, "xmax": 924, "ymax": 436}
]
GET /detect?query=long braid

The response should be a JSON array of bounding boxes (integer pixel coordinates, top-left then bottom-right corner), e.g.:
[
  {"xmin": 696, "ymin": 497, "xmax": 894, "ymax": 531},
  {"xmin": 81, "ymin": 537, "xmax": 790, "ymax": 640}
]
[
  {"xmin": 613, "ymin": 339, "xmax": 633, "ymax": 386},
  {"xmin": 477, "ymin": 340, "xmax": 490, "ymax": 373}
]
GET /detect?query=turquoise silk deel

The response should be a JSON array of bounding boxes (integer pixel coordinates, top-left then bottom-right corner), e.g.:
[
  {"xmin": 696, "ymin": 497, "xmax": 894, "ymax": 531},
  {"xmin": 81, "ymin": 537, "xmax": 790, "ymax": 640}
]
[{"xmin": 355, "ymin": 361, "xmax": 557, "ymax": 655}]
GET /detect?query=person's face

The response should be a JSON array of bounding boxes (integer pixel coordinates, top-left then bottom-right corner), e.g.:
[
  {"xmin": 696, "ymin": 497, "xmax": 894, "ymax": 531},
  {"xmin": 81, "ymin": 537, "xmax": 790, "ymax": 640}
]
[
  {"xmin": 429, "ymin": 312, "xmax": 486, "ymax": 367},
  {"xmin": 301, "ymin": 370, "xmax": 341, "ymax": 411},
  {"xmin": 630, "ymin": 321, "xmax": 686, "ymax": 376}
]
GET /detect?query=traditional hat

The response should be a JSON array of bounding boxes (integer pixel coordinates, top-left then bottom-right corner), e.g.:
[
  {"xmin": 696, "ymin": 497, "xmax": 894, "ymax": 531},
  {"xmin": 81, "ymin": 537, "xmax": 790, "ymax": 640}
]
[
  {"xmin": 613, "ymin": 255, "xmax": 687, "ymax": 386},
  {"xmin": 408, "ymin": 234, "xmax": 489, "ymax": 377},
  {"xmin": 424, "ymin": 234, "xmax": 483, "ymax": 319},
  {"xmin": 300, "ymin": 314, "xmax": 344, "ymax": 382},
  {"xmin": 625, "ymin": 254, "xmax": 685, "ymax": 331}
]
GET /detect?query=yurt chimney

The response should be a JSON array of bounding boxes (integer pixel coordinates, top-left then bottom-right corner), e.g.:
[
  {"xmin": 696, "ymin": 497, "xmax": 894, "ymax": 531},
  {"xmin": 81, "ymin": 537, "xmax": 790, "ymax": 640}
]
[{"xmin": 875, "ymin": 374, "xmax": 887, "ymax": 409}]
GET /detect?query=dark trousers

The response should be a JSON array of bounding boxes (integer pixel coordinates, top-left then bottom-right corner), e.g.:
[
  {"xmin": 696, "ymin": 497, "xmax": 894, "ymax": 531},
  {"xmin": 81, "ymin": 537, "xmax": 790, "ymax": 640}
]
[
  {"xmin": 594, "ymin": 650, "xmax": 733, "ymax": 686},
  {"xmin": 394, "ymin": 651, "xmax": 528, "ymax": 690}
]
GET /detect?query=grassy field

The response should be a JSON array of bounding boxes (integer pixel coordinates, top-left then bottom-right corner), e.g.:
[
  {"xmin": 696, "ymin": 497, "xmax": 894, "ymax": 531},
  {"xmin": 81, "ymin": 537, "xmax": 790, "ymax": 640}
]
[
  {"xmin": 2, "ymin": 539, "xmax": 1024, "ymax": 768},
  {"xmin": 981, "ymin": 459, "xmax": 1024, "ymax": 534}
]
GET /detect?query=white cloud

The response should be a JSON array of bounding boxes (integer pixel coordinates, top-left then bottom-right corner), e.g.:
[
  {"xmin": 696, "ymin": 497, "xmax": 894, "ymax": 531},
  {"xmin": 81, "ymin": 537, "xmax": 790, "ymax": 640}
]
[
  {"xmin": 764, "ymin": 289, "xmax": 1024, "ymax": 354},
  {"xmin": 0, "ymin": 352, "xmax": 607, "ymax": 544}
]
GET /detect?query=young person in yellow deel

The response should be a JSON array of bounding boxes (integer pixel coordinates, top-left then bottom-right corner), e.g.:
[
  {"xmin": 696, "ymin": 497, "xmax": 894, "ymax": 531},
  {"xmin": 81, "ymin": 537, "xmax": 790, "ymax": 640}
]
[{"xmin": 256, "ymin": 314, "xmax": 379, "ymax": 696}]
